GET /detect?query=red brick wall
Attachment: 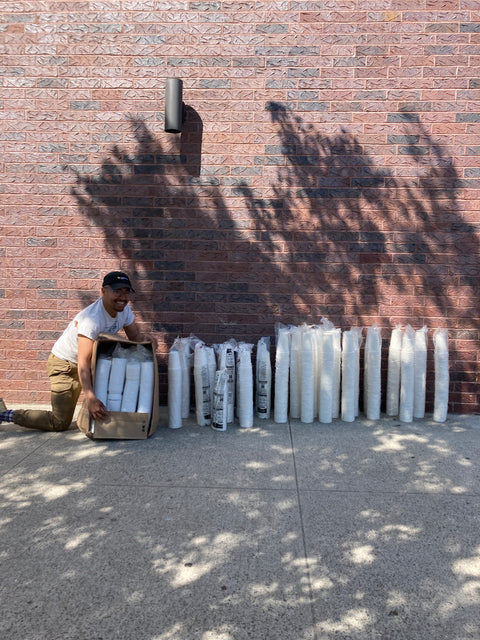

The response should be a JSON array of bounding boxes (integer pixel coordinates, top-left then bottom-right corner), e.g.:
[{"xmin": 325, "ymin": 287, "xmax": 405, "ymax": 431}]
[{"xmin": 1, "ymin": 2, "xmax": 479, "ymax": 413}]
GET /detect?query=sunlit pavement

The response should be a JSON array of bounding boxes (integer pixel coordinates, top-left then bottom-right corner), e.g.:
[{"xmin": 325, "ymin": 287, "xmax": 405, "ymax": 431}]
[{"xmin": 1, "ymin": 407, "xmax": 479, "ymax": 640}]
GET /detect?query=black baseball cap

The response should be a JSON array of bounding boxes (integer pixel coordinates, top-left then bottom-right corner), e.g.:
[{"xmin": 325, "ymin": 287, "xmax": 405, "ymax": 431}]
[{"xmin": 102, "ymin": 271, "xmax": 135, "ymax": 292}]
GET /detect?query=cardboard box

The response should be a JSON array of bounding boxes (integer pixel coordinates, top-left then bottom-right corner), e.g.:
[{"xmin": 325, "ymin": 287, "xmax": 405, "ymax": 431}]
[{"xmin": 77, "ymin": 332, "xmax": 160, "ymax": 440}]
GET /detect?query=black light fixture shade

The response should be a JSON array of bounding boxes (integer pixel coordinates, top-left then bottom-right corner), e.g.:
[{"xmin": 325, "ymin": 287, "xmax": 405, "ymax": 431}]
[{"xmin": 165, "ymin": 78, "xmax": 184, "ymax": 133}]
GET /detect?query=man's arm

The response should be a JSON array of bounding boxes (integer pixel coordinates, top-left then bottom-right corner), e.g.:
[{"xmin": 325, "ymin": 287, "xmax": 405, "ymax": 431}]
[
  {"xmin": 77, "ymin": 334, "xmax": 109, "ymax": 421},
  {"xmin": 124, "ymin": 321, "xmax": 157, "ymax": 349}
]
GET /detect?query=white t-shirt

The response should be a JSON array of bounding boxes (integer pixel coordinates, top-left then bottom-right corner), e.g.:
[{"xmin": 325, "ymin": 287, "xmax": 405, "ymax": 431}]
[{"xmin": 51, "ymin": 298, "xmax": 135, "ymax": 364}]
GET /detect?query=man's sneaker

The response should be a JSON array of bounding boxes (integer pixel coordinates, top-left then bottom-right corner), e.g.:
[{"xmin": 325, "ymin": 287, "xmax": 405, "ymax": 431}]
[{"xmin": 0, "ymin": 398, "xmax": 7, "ymax": 413}]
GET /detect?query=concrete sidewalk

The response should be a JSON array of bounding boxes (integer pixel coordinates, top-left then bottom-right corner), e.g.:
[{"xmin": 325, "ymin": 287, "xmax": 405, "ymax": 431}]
[{"xmin": 1, "ymin": 408, "xmax": 479, "ymax": 640}]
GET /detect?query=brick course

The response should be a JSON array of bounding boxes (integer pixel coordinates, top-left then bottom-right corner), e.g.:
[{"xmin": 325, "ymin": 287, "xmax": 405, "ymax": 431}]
[{"xmin": 0, "ymin": 2, "xmax": 479, "ymax": 414}]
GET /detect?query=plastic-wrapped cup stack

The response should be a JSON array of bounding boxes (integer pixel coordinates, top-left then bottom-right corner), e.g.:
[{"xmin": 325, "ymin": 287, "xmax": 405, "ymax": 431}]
[
  {"xmin": 364, "ymin": 326, "xmax": 382, "ymax": 421},
  {"xmin": 332, "ymin": 329, "xmax": 341, "ymax": 419},
  {"xmin": 319, "ymin": 330, "xmax": 334, "ymax": 424},
  {"xmin": 107, "ymin": 357, "xmax": 127, "ymax": 411},
  {"xmin": 137, "ymin": 360, "xmax": 154, "ymax": 416},
  {"xmin": 300, "ymin": 328, "xmax": 315, "ymax": 424},
  {"xmin": 413, "ymin": 327, "xmax": 427, "ymax": 419},
  {"xmin": 289, "ymin": 327, "xmax": 302, "ymax": 420},
  {"xmin": 256, "ymin": 337, "xmax": 272, "ymax": 420},
  {"xmin": 399, "ymin": 325, "xmax": 415, "ymax": 423},
  {"xmin": 386, "ymin": 326, "xmax": 403, "ymax": 417},
  {"xmin": 218, "ymin": 342, "xmax": 235, "ymax": 424},
  {"xmin": 206, "ymin": 347, "xmax": 217, "ymax": 421},
  {"xmin": 274, "ymin": 328, "xmax": 290, "ymax": 423},
  {"xmin": 194, "ymin": 343, "xmax": 212, "ymax": 427},
  {"xmin": 433, "ymin": 329, "xmax": 449, "ymax": 423},
  {"xmin": 341, "ymin": 330, "xmax": 356, "ymax": 423},
  {"xmin": 313, "ymin": 327, "xmax": 323, "ymax": 418},
  {"xmin": 176, "ymin": 338, "xmax": 192, "ymax": 420},
  {"xmin": 121, "ymin": 360, "xmax": 141, "ymax": 412},
  {"xmin": 353, "ymin": 327, "xmax": 363, "ymax": 417},
  {"xmin": 237, "ymin": 345, "xmax": 254, "ymax": 429},
  {"xmin": 168, "ymin": 349, "xmax": 183, "ymax": 429},
  {"xmin": 94, "ymin": 356, "xmax": 112, "ymax": 407},
  {"xmin": 212, "ymin": 370, "xmax": 228, "ymax": 431}
]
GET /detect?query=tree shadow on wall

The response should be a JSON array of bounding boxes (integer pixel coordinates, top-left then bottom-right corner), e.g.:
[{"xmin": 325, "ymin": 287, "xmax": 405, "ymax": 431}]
[
  {"xmin": 239, "ymin": 103, "xmax": 477, "ymax": 324},
  {"xmin": 69, "ymin": 106, "xmax": 478, "ymax": 407}
]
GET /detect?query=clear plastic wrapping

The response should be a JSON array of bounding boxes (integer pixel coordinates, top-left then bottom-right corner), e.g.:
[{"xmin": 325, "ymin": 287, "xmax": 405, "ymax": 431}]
[
  {"xmin": 237, "ymin": 343, "xmax": 254, "ymax": 429},
  {"xmin": 274, "ymin": 324, "xmax": 290, "ymax": 423},
  {"xmin": 194, "ymin": 342, "xmax": 212, "ymax": 427},
  {"xmin": 300, "ymin": 327, "xmax": 315, "ymax": 424},
  {"xmin": 399, "ymin": 325, "xmax": 415, "ymax": 423},
  {"xmin": 413, "ymin": 326, "xmax": 428, "ymax": 419},
  {"xmin": 341, "ymin": 330, "xmax": 356, "ymax": 423},
  {"xmin": 256, "ymin": 337, "xmax": 272, "ymax": 420},
  {"xmin": 168, "ymin": 348, "xmax": 183, "ymax": 429},
  {"xmin": 289, "ymin": 327, "xmax": 302, "ymax": 419},
  {"xmin": 319, "ymin": 329, "xmax": 335, "ymax": 424},
  {"xmin": 364, "ymin": 325, "xmax": 382, "ymax": 420},
  {"xmin": 433, "ymin": 328, "xmax": 449, "ymax": 423},
  {"xmin": 386, "ymin": 325, "xmax": 403, "ymax": 417},
  {"xmin": 212, "ymin": 369, "xmax": 228, "ymax": 431}
]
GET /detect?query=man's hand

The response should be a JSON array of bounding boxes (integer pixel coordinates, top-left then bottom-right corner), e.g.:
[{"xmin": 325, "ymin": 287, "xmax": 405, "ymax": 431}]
[
  {"xmin": 140, "ymin": 332, "xmax": 158, "ymax": 350},
  {"xmin": 124, "ymin": 322, "xmax": 158, "ymax": 349},
  {"xmin": 86, "ymin": 393, "xmax": 109, "ymax": 421}
]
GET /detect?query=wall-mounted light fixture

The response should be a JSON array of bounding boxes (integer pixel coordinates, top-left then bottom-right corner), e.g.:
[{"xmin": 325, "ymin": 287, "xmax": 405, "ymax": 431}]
[{"xmin": 165, "ymin": 78, "xmax": 185, "ymax": 134}]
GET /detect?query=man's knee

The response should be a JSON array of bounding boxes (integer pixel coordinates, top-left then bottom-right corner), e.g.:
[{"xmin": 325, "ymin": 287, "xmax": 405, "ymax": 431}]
[
  {"xmin": 51, "ymin": 415, "xmax": 73, "ymax": 431},
  {"xmin": 51, "ymin": 423, "xmax": 71, "ymax": 432},
  {"xmin": 50, "ymin": 391, "xmax": 77, "ymax": 431}
]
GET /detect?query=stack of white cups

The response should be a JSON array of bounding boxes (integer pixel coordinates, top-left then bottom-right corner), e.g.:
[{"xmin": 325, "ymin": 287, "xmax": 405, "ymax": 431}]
[
  {"xmin": 121, "ymin": 361, "xmax": 141, "ymax": 412},
  {"xmin": 107, "ymin": 357, "xmax": 127, "ymax": 411}
]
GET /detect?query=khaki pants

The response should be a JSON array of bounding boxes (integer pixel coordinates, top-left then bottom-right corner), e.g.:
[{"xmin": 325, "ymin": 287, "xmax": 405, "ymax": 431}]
[{"xmin": 13, "ymin": 353, "xmax": 82, "ymax": 432}]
